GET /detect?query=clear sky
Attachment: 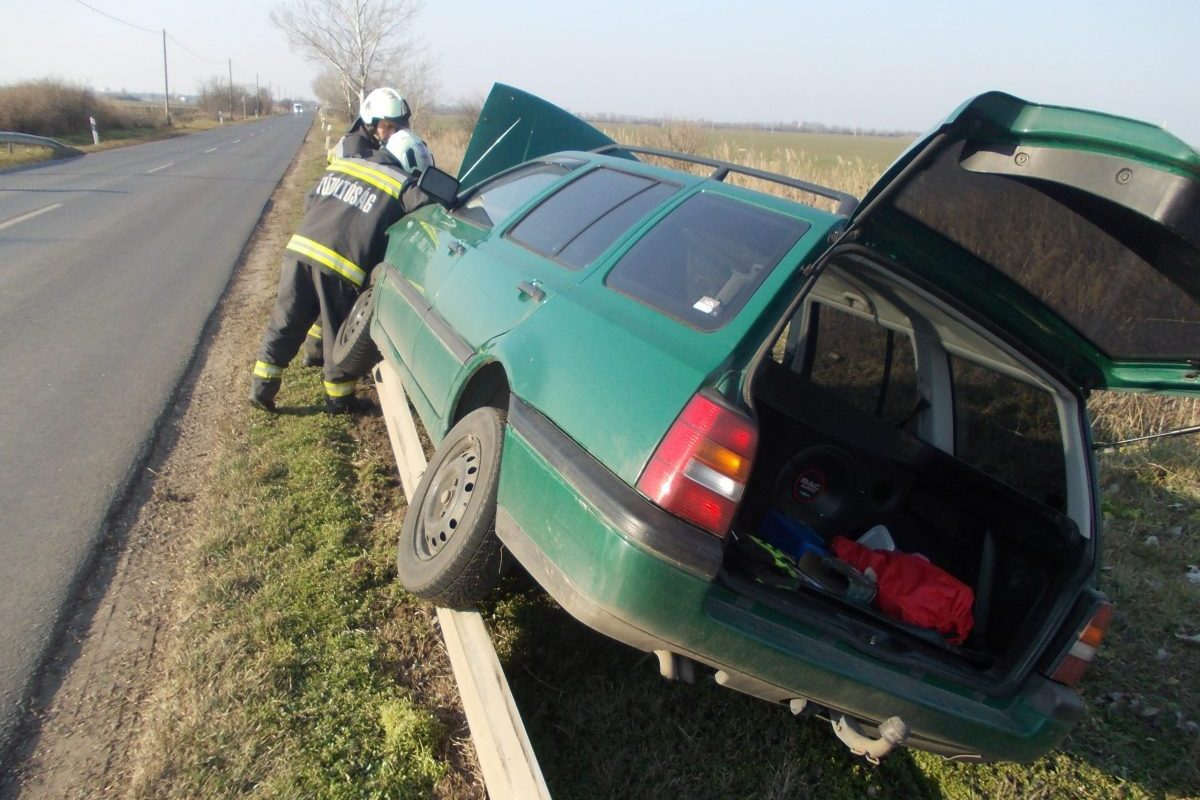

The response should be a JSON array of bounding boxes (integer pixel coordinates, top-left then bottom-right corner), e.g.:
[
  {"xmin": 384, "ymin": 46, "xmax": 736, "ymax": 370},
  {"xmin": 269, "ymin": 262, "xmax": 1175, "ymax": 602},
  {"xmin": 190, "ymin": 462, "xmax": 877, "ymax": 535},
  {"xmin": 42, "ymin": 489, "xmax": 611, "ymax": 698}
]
[{"xmin": 6, "ymin": 0, "xmax": 1199, "ymax": 146}]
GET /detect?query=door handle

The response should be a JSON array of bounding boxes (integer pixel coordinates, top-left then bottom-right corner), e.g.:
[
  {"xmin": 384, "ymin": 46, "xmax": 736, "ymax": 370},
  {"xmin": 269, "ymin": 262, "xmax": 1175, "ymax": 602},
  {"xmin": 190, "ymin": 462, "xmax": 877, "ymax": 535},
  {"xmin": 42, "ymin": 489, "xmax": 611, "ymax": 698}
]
[
  {"xmin": 447, "ymin": 239, "xmax": 466, "ymax": 256},
  {"xmin": 517, "ymin": 280, "xmax": 546, "ymax": 303}
]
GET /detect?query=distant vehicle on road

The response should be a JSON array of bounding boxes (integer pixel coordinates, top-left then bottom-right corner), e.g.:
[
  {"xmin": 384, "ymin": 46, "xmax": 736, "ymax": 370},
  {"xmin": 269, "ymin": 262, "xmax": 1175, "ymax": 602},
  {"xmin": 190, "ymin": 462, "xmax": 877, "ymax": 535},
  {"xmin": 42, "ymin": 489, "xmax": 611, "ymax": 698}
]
[{"xmin": 293, "ymin": 102, "xmax": 303, "ymax": 114}]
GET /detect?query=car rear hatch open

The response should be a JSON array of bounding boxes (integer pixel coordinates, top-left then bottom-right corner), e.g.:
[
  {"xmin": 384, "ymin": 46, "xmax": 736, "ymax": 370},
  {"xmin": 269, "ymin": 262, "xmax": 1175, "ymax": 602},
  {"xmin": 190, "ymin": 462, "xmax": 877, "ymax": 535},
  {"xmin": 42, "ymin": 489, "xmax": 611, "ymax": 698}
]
[
  {"xmin": 728, "ymin": 94, "xmax": 1199, "ymax": 700},
  {"xmin": 844, "ymin": 91, "xmax": 1200, "ymax": 397}
]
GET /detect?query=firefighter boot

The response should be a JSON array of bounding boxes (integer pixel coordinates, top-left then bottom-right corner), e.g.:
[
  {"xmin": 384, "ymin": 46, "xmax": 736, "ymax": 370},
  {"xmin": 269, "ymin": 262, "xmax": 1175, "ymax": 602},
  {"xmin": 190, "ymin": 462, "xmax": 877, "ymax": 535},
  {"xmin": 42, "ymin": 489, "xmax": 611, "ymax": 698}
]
[
  {"xmin": 324, "ymin": 394, "xmax": 366, "ymax": 416},
  {"xmin": 249, "ymin": 378, "xmax": 281, "ymax": 412}
]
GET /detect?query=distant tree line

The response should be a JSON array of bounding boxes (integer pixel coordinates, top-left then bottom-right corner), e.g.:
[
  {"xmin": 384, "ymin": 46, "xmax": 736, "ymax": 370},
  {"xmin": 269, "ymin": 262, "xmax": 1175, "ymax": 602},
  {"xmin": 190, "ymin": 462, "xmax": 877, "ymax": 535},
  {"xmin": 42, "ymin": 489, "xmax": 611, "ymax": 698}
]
[
  {"xmin": 194, "ymin": 77, "xmax": 277, "ymax": 118},
  {"xmin": 581, "ymin": 111, "xmax": 916, "ymax": 137}
]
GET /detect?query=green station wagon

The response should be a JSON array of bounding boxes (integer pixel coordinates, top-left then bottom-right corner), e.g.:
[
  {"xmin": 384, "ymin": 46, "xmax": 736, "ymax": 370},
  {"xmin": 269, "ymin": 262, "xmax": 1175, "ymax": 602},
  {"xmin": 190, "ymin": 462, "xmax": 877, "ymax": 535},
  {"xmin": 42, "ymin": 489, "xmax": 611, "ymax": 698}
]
[{"xmin": 334, "ymin": 85, "xmax": 1200, "ymax": 762}]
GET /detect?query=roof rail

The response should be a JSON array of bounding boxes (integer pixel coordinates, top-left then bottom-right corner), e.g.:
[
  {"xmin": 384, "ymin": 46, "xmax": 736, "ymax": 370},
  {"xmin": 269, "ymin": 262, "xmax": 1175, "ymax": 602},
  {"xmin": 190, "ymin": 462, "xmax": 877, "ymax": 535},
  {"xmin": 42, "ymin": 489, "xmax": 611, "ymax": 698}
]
[{"xmin": 591, "ymin": 143, "xmax": 859, "ymax": 216}]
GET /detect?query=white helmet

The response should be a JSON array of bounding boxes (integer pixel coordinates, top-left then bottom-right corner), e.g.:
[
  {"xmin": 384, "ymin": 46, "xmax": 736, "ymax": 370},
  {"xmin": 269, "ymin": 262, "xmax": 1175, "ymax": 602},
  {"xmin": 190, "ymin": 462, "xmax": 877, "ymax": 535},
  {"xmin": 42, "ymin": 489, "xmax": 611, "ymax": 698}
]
[
  {"xmin": 386, "ymin": 129, "xmax": 435, "ymax": 176},
  {"xmin": 359, "ymin": 87, "xmax": 410, "ymax": 126}
]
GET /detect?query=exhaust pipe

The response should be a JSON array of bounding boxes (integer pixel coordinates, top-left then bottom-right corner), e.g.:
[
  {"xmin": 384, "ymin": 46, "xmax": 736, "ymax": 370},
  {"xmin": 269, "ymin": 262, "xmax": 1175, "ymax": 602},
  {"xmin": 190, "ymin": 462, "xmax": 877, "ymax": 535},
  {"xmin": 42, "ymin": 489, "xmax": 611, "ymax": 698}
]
[{"xmin": 831, "ymin": 714, "xmax": 908, "ymax": 764}]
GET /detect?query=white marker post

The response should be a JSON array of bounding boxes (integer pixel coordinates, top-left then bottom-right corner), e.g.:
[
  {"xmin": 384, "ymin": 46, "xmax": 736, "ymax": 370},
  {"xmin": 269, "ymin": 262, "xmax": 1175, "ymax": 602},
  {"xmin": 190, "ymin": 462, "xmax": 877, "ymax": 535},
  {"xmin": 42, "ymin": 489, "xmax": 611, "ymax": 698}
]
[{"xmin": 89, "ymin": 116, "xmax": 99, "ymax": 145}]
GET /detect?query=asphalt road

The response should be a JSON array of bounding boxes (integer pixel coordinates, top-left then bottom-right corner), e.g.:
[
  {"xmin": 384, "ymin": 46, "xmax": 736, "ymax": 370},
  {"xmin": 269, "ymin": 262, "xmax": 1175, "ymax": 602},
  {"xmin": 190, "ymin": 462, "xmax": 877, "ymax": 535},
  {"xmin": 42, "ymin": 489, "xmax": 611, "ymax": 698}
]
[{"xmin": 0, "ymin": 114, "xmax": 310, "ymax": 756}]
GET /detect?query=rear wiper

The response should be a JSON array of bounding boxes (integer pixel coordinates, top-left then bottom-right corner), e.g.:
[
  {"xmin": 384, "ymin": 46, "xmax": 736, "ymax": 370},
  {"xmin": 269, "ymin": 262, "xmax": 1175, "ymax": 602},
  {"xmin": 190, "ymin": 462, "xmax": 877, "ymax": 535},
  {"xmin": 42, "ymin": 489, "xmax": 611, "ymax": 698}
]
[{"xmin": 1093, "ymin": 425, "xmax": 1200, "ymax": 451}]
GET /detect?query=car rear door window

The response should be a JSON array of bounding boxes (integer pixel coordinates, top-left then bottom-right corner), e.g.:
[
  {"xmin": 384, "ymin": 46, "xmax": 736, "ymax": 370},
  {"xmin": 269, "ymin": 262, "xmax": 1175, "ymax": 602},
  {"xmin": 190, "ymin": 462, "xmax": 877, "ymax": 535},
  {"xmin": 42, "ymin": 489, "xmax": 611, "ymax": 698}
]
[
  {"xmin": 950, "ymin": 355, "xmax": 1067, "ymax": 507},
  {"xmin": 605, "ymin": 192, "xmax": 810, "ymax": 330},
  {"xmin": 453, "ymin": 163, "xmax": 574, "ymax": 229},
  {"xmin": 507, "ymin": 168, "xmax": 677, "ymax": 269},
  {"xmin": 806, "ymin": 302, "xmax": 921, "ymax": 434}
]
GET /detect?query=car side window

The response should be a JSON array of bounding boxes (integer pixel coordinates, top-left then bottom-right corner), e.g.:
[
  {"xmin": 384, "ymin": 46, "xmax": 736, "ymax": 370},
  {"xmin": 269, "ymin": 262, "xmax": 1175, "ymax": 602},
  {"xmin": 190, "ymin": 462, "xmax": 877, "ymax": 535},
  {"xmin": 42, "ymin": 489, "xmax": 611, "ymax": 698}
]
[
  {"xmin": 605, "ymin": 192, "xmax": 810, "ymax": 331},
  {"xmin": 950, "ymin": 356, "xmax": 1067, "ymax": 508},
  {"xmin": 805, "ymin": 302, "xmax": 921, "ymax": 434},
  {"xmin": 453, "ymin": 163, "xmax": 573, "ymax": 229},
  {"xmin": 507, "ymin": 168, "xmax": 678, "ymax": 270}
]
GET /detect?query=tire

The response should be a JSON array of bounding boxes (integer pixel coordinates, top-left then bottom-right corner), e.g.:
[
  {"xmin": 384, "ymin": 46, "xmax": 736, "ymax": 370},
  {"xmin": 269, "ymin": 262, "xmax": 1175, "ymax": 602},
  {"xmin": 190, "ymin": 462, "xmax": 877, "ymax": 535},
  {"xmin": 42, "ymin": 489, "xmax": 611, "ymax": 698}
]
[
  {"xmin": 332, "ymin": 282, "xmax": 381, "ymax": 378},
  {"xmin": 397, "ymin": 407, "xmax": 508, "ymax": 608}
]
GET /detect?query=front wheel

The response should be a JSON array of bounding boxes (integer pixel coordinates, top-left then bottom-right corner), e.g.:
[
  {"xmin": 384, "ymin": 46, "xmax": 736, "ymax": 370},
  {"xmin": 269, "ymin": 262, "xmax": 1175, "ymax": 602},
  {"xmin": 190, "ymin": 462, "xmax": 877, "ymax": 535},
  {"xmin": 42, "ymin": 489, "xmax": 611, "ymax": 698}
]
[
  {"xmin": 397, "ymin": 407, "xmax": 508, "ymax": 608},
  {"xmin": 332, "ymin": 282, "xmax": 381, "ymax": 378}
]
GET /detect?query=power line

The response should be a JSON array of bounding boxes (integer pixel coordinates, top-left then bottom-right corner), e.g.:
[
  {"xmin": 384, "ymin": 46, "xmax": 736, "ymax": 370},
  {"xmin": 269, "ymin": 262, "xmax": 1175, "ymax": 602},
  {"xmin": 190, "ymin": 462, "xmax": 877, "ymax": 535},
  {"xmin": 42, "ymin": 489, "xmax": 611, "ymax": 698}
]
[
  {"xmin": 72, "ymin": 0, "xmax": 157, "ymax": 34},
  {"xmin": 166, "ymin": 32, "xmax": 223, "ymax": 65},
  {"xmin": 73, "ymin": 1, "xmax": 228, "ymax": 69}
]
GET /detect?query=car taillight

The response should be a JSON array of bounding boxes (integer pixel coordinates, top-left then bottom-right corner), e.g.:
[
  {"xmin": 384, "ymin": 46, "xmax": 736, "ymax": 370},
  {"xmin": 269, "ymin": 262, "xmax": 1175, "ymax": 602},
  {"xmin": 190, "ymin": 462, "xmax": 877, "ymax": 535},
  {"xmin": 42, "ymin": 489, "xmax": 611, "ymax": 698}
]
[
  {"xmin": 1050, "ymin": 601, "xmax": 1114, "ymax": 687},
  {"xmin": 638, "ymin": 392, "xmax": 757, "ymax": 537}
]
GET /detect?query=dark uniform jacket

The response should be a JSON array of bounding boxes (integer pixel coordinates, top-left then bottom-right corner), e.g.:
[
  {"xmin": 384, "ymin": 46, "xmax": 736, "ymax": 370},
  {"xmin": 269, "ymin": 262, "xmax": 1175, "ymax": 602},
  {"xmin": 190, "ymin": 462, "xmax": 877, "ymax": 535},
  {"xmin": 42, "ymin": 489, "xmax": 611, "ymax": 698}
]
[
  {"xmin": 286, "ymin": 150, "xmax": 411, "ymax": 288},
  {"xmin": 327, "ymin": 127, "xmax": 376, "ymax": 161}
]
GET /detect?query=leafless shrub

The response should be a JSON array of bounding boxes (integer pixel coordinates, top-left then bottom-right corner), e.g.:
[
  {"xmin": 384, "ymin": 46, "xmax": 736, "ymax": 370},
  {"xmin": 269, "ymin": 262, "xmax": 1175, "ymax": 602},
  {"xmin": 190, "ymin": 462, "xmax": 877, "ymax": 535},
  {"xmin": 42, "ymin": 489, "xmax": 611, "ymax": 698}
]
[
  {"xmin": 0, "ymin": 79, "xmax": 147, "ymax": 137},
  {"xmin": 455, "ymin": 93, "xmax": 486, "ymax": 135},
  {"xmin": 659, "ymin": 118, "xmax": 709, "ymax": 155}
]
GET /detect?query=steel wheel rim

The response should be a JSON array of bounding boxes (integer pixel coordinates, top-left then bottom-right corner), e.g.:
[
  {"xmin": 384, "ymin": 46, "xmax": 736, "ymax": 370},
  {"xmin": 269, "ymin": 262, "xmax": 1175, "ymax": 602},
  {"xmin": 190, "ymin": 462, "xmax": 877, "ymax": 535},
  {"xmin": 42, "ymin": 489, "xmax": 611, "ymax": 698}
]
[
  {"xmin": 416, "ymin": 435, "xmax": 481, "ymax": 560},
  {"xmin": 340, "ymin": 290, "xmax": 372, "ymax": 347}
]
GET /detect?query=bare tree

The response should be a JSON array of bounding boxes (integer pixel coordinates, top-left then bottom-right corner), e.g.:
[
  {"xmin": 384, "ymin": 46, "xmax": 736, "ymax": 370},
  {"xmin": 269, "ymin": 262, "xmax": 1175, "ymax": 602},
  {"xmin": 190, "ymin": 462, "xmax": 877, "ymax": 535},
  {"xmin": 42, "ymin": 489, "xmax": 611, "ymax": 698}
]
[
  {"xmin": 312, "ymin": 67, "xmax": 355, "ymax": 119},
  {"xmin": 375, "ymin": 45, "xmax": 438, "ymax": 127},
  {"xmin": 270, "ymin": 0, "xmax": 426, "ymax": 111}
]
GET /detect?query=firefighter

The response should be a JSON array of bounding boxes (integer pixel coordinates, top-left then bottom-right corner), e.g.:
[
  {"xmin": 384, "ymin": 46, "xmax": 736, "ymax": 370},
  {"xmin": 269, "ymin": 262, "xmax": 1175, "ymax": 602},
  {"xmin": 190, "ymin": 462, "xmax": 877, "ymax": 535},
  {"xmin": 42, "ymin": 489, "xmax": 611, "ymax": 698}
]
[
  {"xmin": 301, "ymin": 87, "xmax": 412, "ymax": 367},
  {"xmin": 328, "ymin": 86, "xmax": 410, "ymax": 161},
  {"xmin": 250, "ymin": 130, "xmax": 432, "ymax": 415}
]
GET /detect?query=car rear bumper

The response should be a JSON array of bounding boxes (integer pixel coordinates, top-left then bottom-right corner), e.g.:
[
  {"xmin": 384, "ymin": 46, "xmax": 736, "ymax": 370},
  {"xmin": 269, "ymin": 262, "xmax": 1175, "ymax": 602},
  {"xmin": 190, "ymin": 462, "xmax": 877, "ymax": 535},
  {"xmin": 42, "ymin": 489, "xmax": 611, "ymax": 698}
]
[{"xmin": 497, "ymin": 396, "xmax": 1083, "ymax": 762}]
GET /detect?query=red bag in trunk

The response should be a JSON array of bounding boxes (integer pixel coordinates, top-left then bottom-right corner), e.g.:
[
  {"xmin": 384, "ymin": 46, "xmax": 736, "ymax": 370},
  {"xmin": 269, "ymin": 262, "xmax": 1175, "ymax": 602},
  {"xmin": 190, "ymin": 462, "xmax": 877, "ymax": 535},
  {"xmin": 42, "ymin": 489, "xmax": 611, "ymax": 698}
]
[{"xmin": 832, "ymin": 536, "xmax": 974, "ymax": 644}]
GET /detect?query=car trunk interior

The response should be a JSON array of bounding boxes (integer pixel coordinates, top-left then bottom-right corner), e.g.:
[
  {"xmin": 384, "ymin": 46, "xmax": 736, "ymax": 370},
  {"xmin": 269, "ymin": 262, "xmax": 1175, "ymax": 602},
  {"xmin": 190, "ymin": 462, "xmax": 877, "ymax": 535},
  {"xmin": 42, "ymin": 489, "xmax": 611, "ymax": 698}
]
[{"xmin": 723, "ymin": 255, "xmax": 1091, "ymax": 691}]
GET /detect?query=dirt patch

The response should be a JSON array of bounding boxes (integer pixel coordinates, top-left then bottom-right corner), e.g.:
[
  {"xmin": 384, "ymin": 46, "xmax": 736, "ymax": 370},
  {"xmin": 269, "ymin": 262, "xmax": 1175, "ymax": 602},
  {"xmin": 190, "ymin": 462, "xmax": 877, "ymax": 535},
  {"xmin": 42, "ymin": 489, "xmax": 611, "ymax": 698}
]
[{"xmin": 0, "ymin": 128, "xmax": 475, "ymax": 798}]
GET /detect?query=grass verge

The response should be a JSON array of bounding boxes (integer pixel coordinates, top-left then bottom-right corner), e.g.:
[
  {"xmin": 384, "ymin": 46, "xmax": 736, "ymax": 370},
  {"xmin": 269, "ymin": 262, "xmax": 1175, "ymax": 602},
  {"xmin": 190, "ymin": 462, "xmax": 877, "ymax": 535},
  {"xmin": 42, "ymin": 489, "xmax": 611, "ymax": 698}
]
[{"xmin": 130, "ymin": 371, "xmax": 477, "ymax": 799}]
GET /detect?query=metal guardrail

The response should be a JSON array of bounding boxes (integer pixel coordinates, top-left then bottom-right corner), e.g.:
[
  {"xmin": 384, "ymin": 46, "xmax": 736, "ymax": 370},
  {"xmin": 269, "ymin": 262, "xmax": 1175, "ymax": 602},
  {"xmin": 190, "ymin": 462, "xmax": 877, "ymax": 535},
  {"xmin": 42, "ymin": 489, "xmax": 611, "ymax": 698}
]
[
  {"xmin": 374, "ymin": 360, "xmax": 552, "ymax": 800},
  {"xmin": 0, "ymin": 131, "xmax": 83, "ymax": 158}
]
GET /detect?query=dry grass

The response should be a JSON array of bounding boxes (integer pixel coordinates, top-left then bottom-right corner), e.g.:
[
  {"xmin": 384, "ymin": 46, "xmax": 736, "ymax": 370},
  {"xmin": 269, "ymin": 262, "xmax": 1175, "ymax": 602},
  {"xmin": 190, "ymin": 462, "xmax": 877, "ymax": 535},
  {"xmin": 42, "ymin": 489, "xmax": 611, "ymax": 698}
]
[
  {"xmin": 0, "ymin": 79, "xmax": 151, "ymax": 138},
  {"xmin": 1091, "ymin": 393, "xmax": 1200, "ymax": 444}
]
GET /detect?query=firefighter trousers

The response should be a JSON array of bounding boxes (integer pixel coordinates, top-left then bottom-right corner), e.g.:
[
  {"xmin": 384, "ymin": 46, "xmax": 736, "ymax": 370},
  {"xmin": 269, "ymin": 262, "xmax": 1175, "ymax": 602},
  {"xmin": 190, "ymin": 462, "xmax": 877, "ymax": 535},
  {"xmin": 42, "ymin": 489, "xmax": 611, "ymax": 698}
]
[{"xmin": 253, "ymin": 255, "xmax": 360, "ymax": 400}]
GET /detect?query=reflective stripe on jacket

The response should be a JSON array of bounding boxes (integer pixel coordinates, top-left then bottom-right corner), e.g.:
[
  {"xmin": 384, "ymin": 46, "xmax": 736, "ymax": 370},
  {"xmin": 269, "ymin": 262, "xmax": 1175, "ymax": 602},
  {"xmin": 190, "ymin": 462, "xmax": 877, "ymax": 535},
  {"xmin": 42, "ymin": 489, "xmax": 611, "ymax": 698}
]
[
  {"xmin": 291, "ymin": 152, "xmax": 411, "ymax": 287},
  {"xmin": 286, "ymin": 234, "xmax": 367, "ymax": 286}
]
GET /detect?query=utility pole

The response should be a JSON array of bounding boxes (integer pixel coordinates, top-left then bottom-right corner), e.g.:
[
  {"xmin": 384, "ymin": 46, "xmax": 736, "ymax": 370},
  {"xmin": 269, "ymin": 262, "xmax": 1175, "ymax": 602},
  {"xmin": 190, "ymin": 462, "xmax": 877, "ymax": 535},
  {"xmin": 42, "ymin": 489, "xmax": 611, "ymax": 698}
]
[
  {"xmin": 228, "ymin": 58, "xmax": 234, "ymax": 119},
  {"xmin": 255, "ymin": 73, "xmax": 260, "ymax": 117},
  {"xmin": 161, "ymin": 29, "xmax": 171, "ymax": 125}
]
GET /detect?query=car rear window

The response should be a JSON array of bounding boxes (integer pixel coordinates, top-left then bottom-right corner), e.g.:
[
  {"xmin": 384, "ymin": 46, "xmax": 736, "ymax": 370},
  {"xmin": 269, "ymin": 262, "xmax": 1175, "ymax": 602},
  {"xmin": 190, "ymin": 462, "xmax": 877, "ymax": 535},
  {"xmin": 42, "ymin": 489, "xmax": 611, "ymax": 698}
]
[
  {"xmin": 605, "ymin": 192, "xmax": 810, "ymax": 331},
  {"xmin": 507, "ymin": 167, "xmax": 677, "ymax": 269},
  {"xmin": 454, "ymin": 163, "xmax": 574, "ymax": 229},
  {"xmin": 895, "ymin": 140, "xmax": 1200, "ymax": 361}
]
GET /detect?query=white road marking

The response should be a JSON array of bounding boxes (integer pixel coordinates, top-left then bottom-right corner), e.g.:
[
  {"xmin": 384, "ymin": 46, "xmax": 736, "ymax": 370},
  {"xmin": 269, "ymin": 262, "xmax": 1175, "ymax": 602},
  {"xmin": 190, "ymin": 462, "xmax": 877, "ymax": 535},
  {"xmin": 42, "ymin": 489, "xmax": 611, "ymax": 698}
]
[
  {"xmin": 233, "ymin": 138, "xmax": 242, "ymax": 143},
  {"xmin": 204, "ymin": 147, "xmax": 217, "ymax": 154},
  {"xmin": 146, "ymin": 162, "xmax": 174, "ymax": 174},
  {"xmin": 0, "ymin": 203, "xmax": 63, "ymax": 232}
]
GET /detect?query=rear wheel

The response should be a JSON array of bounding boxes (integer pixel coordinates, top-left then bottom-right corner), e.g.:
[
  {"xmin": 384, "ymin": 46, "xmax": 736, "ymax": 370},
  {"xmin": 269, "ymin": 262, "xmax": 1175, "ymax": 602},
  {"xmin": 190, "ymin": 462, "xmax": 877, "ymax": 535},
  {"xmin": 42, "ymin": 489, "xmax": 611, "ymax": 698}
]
[
  {"xmin": 397, "ymin": 407, "xmax": 508, "ymax": 608},
  {"xmin": 332, "ymin": 283, "xmax": 381, "ymax": 377}
]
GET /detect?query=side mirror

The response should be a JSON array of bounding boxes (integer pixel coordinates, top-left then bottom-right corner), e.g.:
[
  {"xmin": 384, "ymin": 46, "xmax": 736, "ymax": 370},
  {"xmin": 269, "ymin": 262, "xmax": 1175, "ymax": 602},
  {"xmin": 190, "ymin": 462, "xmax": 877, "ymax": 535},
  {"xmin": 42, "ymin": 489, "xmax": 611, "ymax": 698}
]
[{"xmin": 418, "ymin": 166, "xmax": 460, "ymax": 208}]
